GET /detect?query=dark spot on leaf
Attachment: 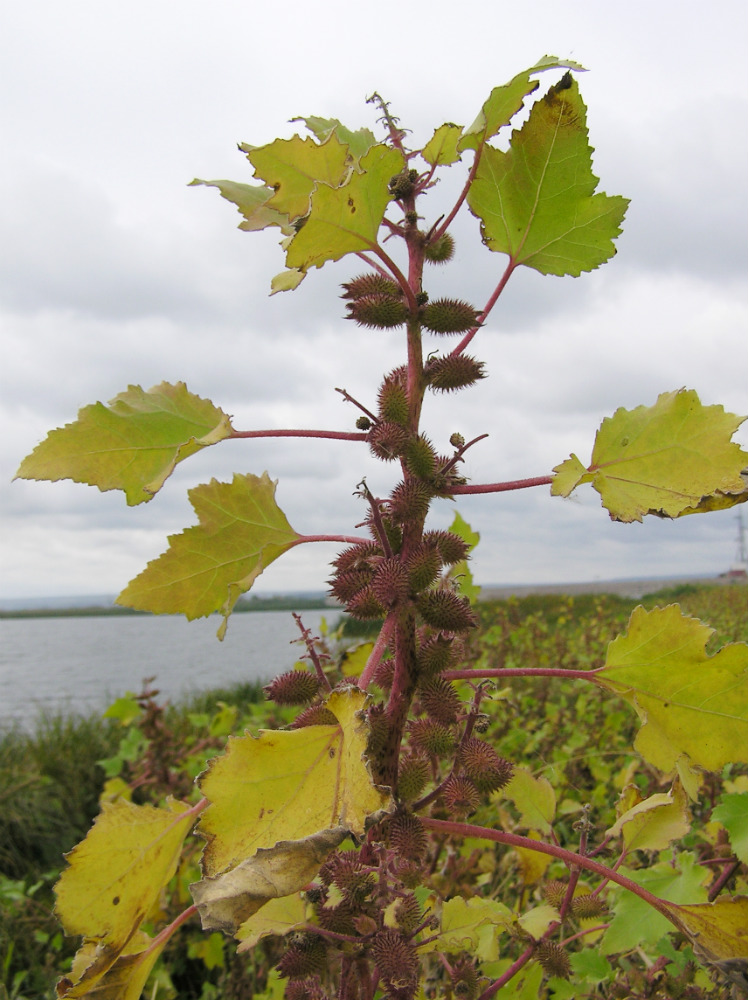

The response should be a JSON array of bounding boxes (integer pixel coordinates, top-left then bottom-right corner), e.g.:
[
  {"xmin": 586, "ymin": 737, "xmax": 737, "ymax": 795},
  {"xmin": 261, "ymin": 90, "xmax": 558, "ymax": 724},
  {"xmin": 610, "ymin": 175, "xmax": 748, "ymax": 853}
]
[
  {"xmin": 112, "ymin": 896, "xmax": 120, "ymax": 905},
  {"xmin": 329, "ymin": 748, "xmax": 336, "ymax": 758}
]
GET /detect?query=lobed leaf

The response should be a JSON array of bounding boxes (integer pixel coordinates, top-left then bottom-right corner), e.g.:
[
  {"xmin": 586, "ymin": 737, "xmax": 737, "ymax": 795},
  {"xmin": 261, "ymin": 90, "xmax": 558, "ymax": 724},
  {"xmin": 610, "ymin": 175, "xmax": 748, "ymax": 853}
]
[
  {"xmin": 594, "ymin": 605, "xmax": 748, "ymax": 773},
  {"xmin": 664, "ymin": 896, "xmax": 748, "ymax": 988},
  {"xmin": 467, "ymin": 74, "xmax": 628, "ymax": 276},
  {"xmin": 57, "ymin": 931, "xmax": 167, "ymax": 1000},
  {"xmin": 420, "ymin": 896, "xmax": 512, "ymax": 962},
  {"xmin": 711, "ymin": 793, "xmax": 748, "ymax": 864},
  {"xmin": 54, "ymin": 799, "xmax": 194, "ymax": 959},
  {"xmin": 15, "ymin": 382, "xmax": 233, "ymax": 506},
  {"xmin": 422, "ymin": 123, "xmax": 464, "ymax": 166},
  {"xmin": 285, "ymin": 143, "xmax": 404, "ymax": 270},
  {"xmin": 188, "ymin": 178, "xmax": 294, "ymax": 234},
  {"xmin": 291, "ymin": 116, "xmax": 377, "ymax": 162},
  {"xmin": 503, "ymin": 766, "xmax": 556, "ymax": 834},
  {"xmin": 243, "ymin": 133, "xmax": 350, "ymax": 221},
  {"xmin": 459, "ymin": 55, "xmax": 585, "ymax": 152},
  {"xmin": 606, "ymin": 781, "xmax": 691, "ymax": 853},
  {"xmin": 191, "ymin": 688, "xmax": 392, "ymax": 931},
  {"xmin": 552, "ymin": 389, "xmax": 748, "ymax": 521},
  {"xmin": 116, "ymin": 472, "xmax": 300, "ymax": 638}
]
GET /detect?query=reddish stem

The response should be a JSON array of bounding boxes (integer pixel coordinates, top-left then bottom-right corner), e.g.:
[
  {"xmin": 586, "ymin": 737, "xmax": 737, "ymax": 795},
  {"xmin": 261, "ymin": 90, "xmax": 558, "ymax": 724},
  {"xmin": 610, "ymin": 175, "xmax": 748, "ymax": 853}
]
[
  {"xmin": 358, "ymin": 613, "xmax": 397, "ymax": 689},
  {"xmin": 478, "ymin": 943, "xmax": 535, "ymax": 1000},
  {"xmin": 442, "ymin": 666, "xmax": 601, "ymax": 682},
  {"xmin": 230, "ymin": 428, "xmax": 366, "ymax": 442},
  {"xmin": 450, "ymin": 476, "xmax": 553, "ymax": 495},
  {"xmin": 420, "ymin": 818, "xmax": 680, "ymax": 924}
]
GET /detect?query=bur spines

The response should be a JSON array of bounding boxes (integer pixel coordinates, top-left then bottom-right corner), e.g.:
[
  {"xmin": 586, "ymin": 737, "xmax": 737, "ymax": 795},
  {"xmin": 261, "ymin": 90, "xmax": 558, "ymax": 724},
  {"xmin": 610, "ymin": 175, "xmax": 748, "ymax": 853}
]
[
  {"xmin": 264, "ymin": 669, "xmax": 320, "ymax": 705},
  {"xmin": 424, "ymin": 232, "xmax": 456, "ymax": 264},
  {"xmin": 422, "ymin": 530, "xmax": 469, "ymax": 566},
  {"xmin": 535, "ymin": 940, "xmax": 571, "ymax": 979},
  {"xmin": 425, "ymin": 354, "xmax": 486, "ymax": 392},
  {"xmin": 388, "ymin": 812, "xmax": 428, "ymax": 860},
  {"xmin": 346, "ymin": 294, "xmax": 409, "ymax": 329},
  {"xmin": 421, "ymin": 298, "xmax": 481, "ymax": 334},
  {"xmin": 369, "ymin": 421, "xmax": 410, "ymax": 461},
  {"xmin": 418, "ymin": 675, "xmax": 461, "ymax": 724},
  {"xmin": 397, "ymin": 750, "xmax": 430, "ymax": 802},
  {"xmin": 341, "ymin": 273, "xmax": 402, "ymax": 300},
  {"xmin": 416, "ymin": 590, "xmax": 478, "ymax": 632},
  {"xmin": 458, "ymin": 737, "xmax": 514, "ymax": 793}
]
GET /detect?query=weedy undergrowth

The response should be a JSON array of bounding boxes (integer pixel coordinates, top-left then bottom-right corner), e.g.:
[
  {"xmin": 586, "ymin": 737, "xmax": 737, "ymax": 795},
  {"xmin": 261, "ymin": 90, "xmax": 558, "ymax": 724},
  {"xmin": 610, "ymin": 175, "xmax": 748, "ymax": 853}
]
[{"xmin": 15, "ymin": 58, "xmax": 748, "ymax": 999}]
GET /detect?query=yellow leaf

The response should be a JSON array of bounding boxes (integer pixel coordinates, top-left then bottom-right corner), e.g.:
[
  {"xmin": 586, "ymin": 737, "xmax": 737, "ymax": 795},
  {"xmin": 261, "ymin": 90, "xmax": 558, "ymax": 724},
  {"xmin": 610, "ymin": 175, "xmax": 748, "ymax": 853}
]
[
  {"xmin": 503, "ymin": 767, "xmax": 556, "ymax": 833},
  {"xmin": 196, "ymin": 687, "xmax": 392, "ymax": 874},
  {"xmin": 513, "ymin": 834, "xmax": 553, "ymax": 886},
  {"xmin": 420, "ymin": 896, "xmax": 512, "ymax": 961},
  {"xmin": 595, "ymin": 605, "xmax": 748, "ymax": 773},
  {"xmin": 517, "ymin": 904, "xmax": 560, "ymax": 940},
  {"xmin": 339, "ymin": 641, "xmax": 375, "ymax": 677},
  {"xmin": 55, "ymin": 799, "xmax": 194, "ymax": 953},
  {"xmin": 58, "ymin": 929, "xmax": 165, "ymax": 999},
  {"xmin": 236, "ymin": 893, "xmax": 310, "ymax": 952},
  {"xmin": 665, "ymin": 896, "xmax": 748, "ymax": 991},
  {"xmin": 606, "ymin": 781, "xmax": 691, "ymax": 852}
]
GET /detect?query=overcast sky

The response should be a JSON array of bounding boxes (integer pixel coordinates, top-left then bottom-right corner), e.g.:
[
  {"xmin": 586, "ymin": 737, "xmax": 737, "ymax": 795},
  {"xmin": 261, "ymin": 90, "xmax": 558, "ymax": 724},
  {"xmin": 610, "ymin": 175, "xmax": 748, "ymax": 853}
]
[{"xmin": 2, "ymin": 0, "xmax": 747, "ymax": 603}]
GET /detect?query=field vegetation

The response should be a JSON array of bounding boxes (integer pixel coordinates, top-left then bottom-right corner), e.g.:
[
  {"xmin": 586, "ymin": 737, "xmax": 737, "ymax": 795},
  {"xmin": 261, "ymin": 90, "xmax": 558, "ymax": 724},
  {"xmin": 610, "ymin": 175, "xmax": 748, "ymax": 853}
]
[{"xmin": 2, "ymin": 583, "xmax": 746, "ymax": 1000}]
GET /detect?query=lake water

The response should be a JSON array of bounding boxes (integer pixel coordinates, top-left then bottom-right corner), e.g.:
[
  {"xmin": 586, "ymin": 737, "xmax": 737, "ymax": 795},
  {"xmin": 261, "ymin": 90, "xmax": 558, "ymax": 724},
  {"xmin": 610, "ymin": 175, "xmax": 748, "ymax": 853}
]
[{"xmin": 0, "ymin": 609, "xmax": 337, "ymax": 728}]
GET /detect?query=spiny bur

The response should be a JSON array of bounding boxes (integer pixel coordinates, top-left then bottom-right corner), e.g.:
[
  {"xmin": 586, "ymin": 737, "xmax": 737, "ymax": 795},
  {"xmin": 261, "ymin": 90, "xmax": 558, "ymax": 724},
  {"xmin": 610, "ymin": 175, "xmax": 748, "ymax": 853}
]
[
  {"xmin": 424, "ymin": 231, "xmax": 456, "ymax": 264},
  {"xmin": 389, "ymin": 480, "xmax": 434, "ymax": 526},
  {"xmin": 535, "ymin": 940, "xmax": 571, "ymax": 980},
  {"xmin": 291, "ymin": 704, "xmax": 338, "ymax": 728},
  {"xmin": 416, "ymin": 590, "xmax": 479, "ymax": 632},
  {"xmin": 418, "ymin": 675, "xmax": 462, "ymax": 724},
  {"xmin": 369, "ymin": 421, "xmax": 410, "ymax": 461},
  {"xmin": 388, "ymin": 812, "xmax": 428, "ymax": 860},
  {"xmin": 378, "ymin": 373, "xmax": 410, "ymax": 425},
  {"xmin": 408, "ymin": 718, "xmax": 456, "ymax": 757},
  {"xmin": 397, "ymin": 750, "xmax": 430, "ymax": 802},
  {"xmin": 421, "ymin": 298, "xmax": 482, "ymax": 334},
  {"xmin": 570, "ymin": 893, "xmax": 607, "ymax": 919},
  {"xmin": 543, "ymin": 879, "xmax": 568, "ymax": 908},
  {"xmin": 459, "ymin": 737, "xmax": 514, "ymax": 793},
  {"xmin": 422, "ymin": 530, "xmax": 470, "ymax": 565},
  {"xmin": 404, "ymin": 434, "xmax": 438, "ymax": 479},
  {"xmin": 405, "ymin": 543, "xmax": 442, "ymax": 592},
  {"xmin": 341, "ymin": 273, "xmax": 402, "ymax": 300},
  {"xmin": 347, "ymin": 294, "xmax": 409, "ymax": 329},
  {"xmin": 372, "ymin": 930, "xmax": 419, "ymax": 995},
  {"xmin": 441, "ymin": 773, "xmax": 481, "ymax": 817},
  {"xmin": 425, "ymin": 354, "xmax": 486, "ymax": 392},
  {"xmin": 372, "ymin": 557, "xmax": 411, "ymax": 608},
  {"xmin": 264, "ymin": 669, "xmax": 320, "ymax": 705}
]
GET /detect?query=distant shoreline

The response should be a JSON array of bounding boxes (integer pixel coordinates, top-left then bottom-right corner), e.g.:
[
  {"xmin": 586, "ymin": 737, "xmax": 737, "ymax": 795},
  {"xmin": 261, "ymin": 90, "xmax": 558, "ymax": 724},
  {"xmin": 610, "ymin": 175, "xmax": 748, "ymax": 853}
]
[{"xmin": 1, "ymin": 574, "xmax": 743, "ymax": 619}]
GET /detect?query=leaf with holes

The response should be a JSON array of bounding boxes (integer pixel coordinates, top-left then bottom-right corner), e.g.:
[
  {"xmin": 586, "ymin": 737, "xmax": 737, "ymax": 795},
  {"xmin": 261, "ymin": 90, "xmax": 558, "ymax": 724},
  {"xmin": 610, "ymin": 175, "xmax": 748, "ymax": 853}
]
[{"xmin": 467, "ymin": 73, "xmax": 628, "ymax": 275}]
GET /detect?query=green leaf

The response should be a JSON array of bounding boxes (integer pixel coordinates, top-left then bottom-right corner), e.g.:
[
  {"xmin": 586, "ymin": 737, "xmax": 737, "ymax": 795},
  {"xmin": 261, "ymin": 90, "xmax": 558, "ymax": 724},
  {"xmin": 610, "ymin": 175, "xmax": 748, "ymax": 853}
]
[
  {"xmin": 711, "ymin": 793, "xmax": 748, "ymax": 864},
  {"xmin": 446, "ymin": 511, "xmax": 481, "ymax": 602},
  {"xmin": 552, "ymin": 389, "xmax": 748, "ymax": 521},
  {"xmin": 116, "ymin": 472, "xmax": 301, "ymax": 638},
  {"xmin": 422, "ymin": 123, "xmax": 464, "ymax": 166},
  {"xmin": 285, "ymin": 143, "xmax": 404, "ymax": 271},
  {"xmin": 459, "ymin": 55, "xmax": 584, "ymax": 152},
  {"xmin": 503, "ymin": 766, "xmax": 556, "ymax": 834},
  {"xmin": 594, "ymin": 605, "xmax": 748, "ymax": 773},
  {"xmin": 420, "ymin": 896, "xmax": 512, "ymax": 961},
  {"xmin": 467, "ymin": 74, "xmax": 628, "ymax": 276},
  {"xmin": 291, "ymin": 116, "xmax": 376, "ymax": 162},
  {"xmin": 188, "ymin": 178, "xmax": 294, "ymax": 234},
  {"xmin": 600, "ymin": 851, "xmax": 709, "ymax": 955},
  {"xmin": 244, "ymin": 133, "xmax": 350, "ymax": 221},
  {"xmin": 15, "ymin": 382, "xmax": 234, "ymax": 506}
]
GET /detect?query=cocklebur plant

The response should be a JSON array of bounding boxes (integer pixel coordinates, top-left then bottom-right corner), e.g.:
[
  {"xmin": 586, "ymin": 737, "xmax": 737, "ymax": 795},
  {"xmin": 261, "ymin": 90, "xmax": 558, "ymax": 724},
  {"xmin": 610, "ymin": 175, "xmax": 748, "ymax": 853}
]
[{"xmin": 15, "ymin": 58, "xmax": 748, "ymax": 999}]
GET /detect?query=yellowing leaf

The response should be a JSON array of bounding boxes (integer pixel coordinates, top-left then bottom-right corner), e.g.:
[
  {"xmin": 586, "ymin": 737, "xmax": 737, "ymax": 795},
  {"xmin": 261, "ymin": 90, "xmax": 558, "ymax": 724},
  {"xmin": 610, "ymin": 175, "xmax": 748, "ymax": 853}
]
[
  {"xmin": 285, "ymin": 143, "xmax": 404, "ymax": 270},
  {"xmin": 270, "ymin": 267, "xmax": 305, "ymax": 294},
  {"xmin": 245, "ymin": 133, "xmax": 350, "ymax": 221},
  {"xmin": 290, "ymin": 116, "xmax": 376, "ymax": 162},
  {"xmin": 503, "ymin": 767, "xmax": 556, "ymax": 833},
  {"xmin": 517, "ymin": 903, "xmax": 560, "ymax": 940},
  {"xmin": 339, "ymin": 640, "xmax": 375, "ymax": 677},
  {"xmin": 421, "ymin": 896, "xmax": 512, "ymax": 961},
  {"xmin": 459, "ymin": 56, "xmax": 585, "ymax": 152},
  {"xmin": 606, "ymin": 781, "xmax": 690, "ymax": 852},
  {"xmin": 197, "ymin": 688, "xmax": 391, "ymax": 876},
  {"xmin": 189, "ymin": 178, "xmax": 294, "ymax": 234},
  {"xmin": 664, "ymin": 896, "xmax": 748, "ymax": 988},
  {"xmin": 235, "ymin": 893, "xmax": 309, "ymax": 952},
  {"xmin": 467, "ymin": 73, "xmax": 628, "ymax": 276},
  {"xmin": 552, "ymin": 390, "xmax": 748, "ymax": 522},
  {"xmin": 595, "ymin": 605, "xmax": 748, "ymax": 774},
  {"xmin": 57, "ymin": 931, "xmax": 167, "ymax": 1000},
  {"xmin": 513, "ymin": 832, "xmax": 553, "ymax": 885},
  {"xmin": 116, "ymin": 472, "xmax": 300, "ymax": 638},
  {"xmin": 15, "ymin": 382, "xmax": 234, "ymax": 506},
  {"xmin": 422, "ymin": 124, "xmax": 464, "ymax": 166},
  {"xmin": 446, "ymin": 511, "xmax": 481, "ymax": 603},
  {"xmin": 55, "ymin": 799, "xmax": 194, "ymax": 954},
  {"xmin": 192, "ymin": 830, "xmax": 344, "ymax": 934}
]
